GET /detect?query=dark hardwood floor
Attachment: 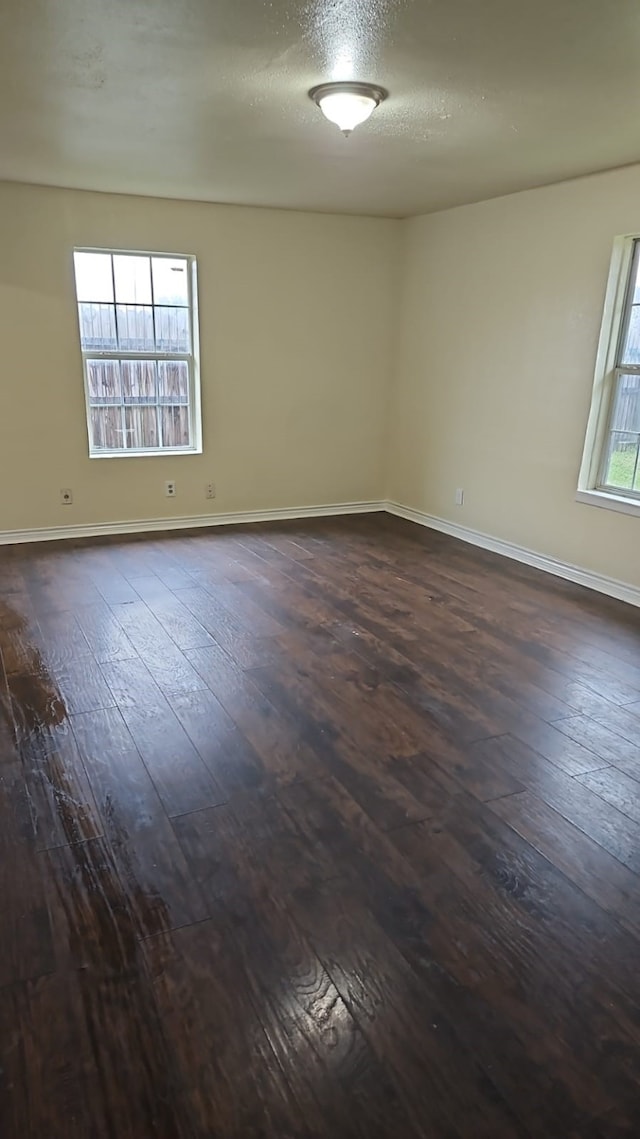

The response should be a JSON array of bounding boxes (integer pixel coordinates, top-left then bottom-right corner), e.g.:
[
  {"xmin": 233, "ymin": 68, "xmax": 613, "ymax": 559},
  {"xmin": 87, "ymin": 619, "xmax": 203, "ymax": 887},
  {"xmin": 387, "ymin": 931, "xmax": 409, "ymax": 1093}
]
[{"xmin": 2, "ymin": 512, "xmax": 640, "ymax": 1137}]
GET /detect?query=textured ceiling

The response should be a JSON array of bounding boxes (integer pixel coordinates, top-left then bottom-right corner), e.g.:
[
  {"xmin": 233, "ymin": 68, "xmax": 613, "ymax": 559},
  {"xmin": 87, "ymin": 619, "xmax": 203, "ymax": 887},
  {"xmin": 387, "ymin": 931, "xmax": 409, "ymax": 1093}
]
[{"xmin": 1, "ymin": 0, "xmax": 640, "ymax": 217}]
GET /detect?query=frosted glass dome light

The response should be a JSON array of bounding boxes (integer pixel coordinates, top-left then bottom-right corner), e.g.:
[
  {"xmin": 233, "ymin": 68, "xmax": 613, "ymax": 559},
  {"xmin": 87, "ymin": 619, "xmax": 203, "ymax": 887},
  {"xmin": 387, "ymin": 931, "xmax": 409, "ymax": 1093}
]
[{"xmin": 309, "ymin": 82, "xmax": 388, "ymax": 136}]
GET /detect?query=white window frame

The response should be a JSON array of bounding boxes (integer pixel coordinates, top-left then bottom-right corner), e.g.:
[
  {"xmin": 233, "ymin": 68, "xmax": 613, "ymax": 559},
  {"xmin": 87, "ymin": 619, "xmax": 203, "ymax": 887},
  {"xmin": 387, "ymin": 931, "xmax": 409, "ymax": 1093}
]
[
  {"xmin": 577, "ymin": 234, "xmax": 640, "ymax": 517},
  {"xmin": 74, "ymin": 247, "xmax": 202, "ymax": 459}
]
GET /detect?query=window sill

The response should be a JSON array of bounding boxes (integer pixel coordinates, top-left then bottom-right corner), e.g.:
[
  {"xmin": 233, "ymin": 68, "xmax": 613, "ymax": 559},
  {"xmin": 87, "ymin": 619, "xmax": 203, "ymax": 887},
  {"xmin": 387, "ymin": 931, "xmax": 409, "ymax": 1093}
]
[
  {"xmin": 576, "ymin": 488, "xmax": 640, "ymax": 518},
  {"xmin": 90, "ymin": 446, "xmax": 202, "ymax": 460}
]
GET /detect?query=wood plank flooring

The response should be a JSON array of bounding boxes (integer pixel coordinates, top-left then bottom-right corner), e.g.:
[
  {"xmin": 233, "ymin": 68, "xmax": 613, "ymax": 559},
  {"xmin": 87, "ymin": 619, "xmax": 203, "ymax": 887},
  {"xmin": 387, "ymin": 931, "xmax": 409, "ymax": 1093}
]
[{"xmin": 2, "ymin": 512, "xmax": 640, "ymax": 1136}]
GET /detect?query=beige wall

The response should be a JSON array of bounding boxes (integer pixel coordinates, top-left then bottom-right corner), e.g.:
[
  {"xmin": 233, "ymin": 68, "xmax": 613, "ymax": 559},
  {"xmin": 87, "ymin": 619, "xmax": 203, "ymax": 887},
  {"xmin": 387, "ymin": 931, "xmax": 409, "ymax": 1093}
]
[
  {"xmin": 0, "ymin": 182, "xmax": 399, "ymax": 533},
  {"xmin": 388, "ymin": 165, "xmax": 640, "ymax": 588},
  {"xmin": 3, "ymin": 170, "xmax": 640, "ymax": 592}
]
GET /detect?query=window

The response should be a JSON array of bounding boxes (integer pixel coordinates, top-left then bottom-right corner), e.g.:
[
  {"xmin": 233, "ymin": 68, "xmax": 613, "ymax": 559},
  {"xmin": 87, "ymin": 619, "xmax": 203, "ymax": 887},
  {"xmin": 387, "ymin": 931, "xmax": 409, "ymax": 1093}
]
[
  {"xmin": 73, "ymin": 249, "xmax": 201, "ymax": 457},
  {"xmin": 578, "ymin": 236, "xmax": 640, "ymax": 514}
]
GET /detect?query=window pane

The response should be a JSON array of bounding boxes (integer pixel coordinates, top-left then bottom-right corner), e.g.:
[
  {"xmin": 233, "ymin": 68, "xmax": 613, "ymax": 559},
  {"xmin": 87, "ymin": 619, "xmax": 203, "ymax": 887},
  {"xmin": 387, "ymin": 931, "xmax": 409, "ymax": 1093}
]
[
  {"xmin": 610, "ymin": 373, "xmax": 640, "ymax": 433},
  {"xmin": 78, "ymin": 303, "xmax": 117, "ymax": 350},
  {"xmin": 152, "ymin": 257, "xmax": 188, "ymax": 306},
  {"xmin": 158, "ymin": 361, "xmax": 189, "ymax": 405},
  {"xmin": 161, "ymin": 406, "xmax": 190, "ymax": 447},
  {"xmin": 74, "ymin": 253, "xmax": 114, "ymax": 303},
  {"xmin": 125, "ymin": 407, "xmax": 160, "ymax": 449},
  {"xmin": 620, "ymin": 305, "xmax": 640, "ymax": 365},
  {"xmin": 603, "ymin": 431, "xmax": 640, "ymax": 490},
  {"xmin": 91, "ymin": 407, "xmax": 125, "ymax": 450},
  {"xmin": 73, "ymin": 249, "xmax": 199, "ymax": 457},
  {"xmin": 155, "ymin": 307, "xmax": 190, "ymax": 352},
  {"xmin": 116, "ymin": 305, "xmax": 155, "ymax": 351},
  {"xmin": 87, "ymin": 360, "xmax": 122, "ymax": 404},
  {"xmin": 122, "ymin": 360, "xmax": 157, "ymax": 404},
  {"xmin": 113, "ymin": 255, "xmax": 152, "ymax": 304}
]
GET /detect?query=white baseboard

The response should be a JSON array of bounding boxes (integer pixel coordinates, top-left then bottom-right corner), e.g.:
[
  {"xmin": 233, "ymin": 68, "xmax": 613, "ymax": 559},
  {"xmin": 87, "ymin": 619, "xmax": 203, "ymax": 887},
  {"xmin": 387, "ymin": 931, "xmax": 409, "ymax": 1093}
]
[
  {"xmin": 2, "ymin": 495, "xmax": 638, "ymax": 610},
  {"xmin": 385, "ymin": 500, "xmax": 640, "ymax": 609},
  {"xmin": 0, "ymin": 500, "xmax": 385, "ymax": 546}
]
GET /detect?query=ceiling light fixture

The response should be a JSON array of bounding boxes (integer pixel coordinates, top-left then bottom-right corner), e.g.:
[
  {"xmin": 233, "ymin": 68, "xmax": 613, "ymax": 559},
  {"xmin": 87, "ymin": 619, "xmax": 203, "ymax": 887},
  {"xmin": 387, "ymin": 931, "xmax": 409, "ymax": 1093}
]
[{"xmin": 309, "ymin": 81, "xmax": 388, "ymax": 137}]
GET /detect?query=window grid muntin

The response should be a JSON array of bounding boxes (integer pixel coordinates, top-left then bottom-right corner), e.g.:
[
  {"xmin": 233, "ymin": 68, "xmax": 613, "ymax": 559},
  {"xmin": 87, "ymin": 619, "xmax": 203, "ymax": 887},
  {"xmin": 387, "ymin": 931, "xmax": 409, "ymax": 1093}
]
[{"xmin": 74, "ymin": 248, "xmax": 198, "ymax": 457}]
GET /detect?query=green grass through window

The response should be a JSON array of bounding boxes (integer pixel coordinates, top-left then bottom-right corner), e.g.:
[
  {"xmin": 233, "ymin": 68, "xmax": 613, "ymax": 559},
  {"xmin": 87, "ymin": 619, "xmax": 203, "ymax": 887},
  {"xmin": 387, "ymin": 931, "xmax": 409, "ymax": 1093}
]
[{"xmin": 605, "ymin": 448, "xmax": 640, "ymax": 491}]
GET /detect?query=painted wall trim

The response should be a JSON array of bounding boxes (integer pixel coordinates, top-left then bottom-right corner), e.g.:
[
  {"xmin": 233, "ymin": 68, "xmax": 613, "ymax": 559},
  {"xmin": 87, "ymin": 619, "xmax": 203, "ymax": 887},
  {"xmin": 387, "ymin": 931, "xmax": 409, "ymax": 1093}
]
[
  {"xmin": 385, "ymin": 500, "xmax": 640, "ymax": 609},
  {"xmin": 0, "ymin": 501, "xmax": 385, "ymax": 546},
  {"xmin": 2, "ymin": 496, "xmax": 638, "ymax": 610},
  {"xmin": 575, "ymin": 488, "xmax": 640, "ymax": 519}
]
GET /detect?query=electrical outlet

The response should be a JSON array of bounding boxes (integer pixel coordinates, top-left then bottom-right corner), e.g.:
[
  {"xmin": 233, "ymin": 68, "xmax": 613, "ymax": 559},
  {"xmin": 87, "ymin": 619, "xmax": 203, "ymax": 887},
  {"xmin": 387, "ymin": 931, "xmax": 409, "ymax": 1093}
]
[
  {"xmin": 205, "ymin": 483, "xmax": 216, "ymax": 500},
  {"xmin": 60, "ymin": 488, "xmax": 73, "ymax": 506},
  {"xmin": 165, "ymin": 481, "xmax": 176, "ymax": 498},
  {"xmin": 455, "ymin": 488, "xmax": 464, "ymax": 506}
]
